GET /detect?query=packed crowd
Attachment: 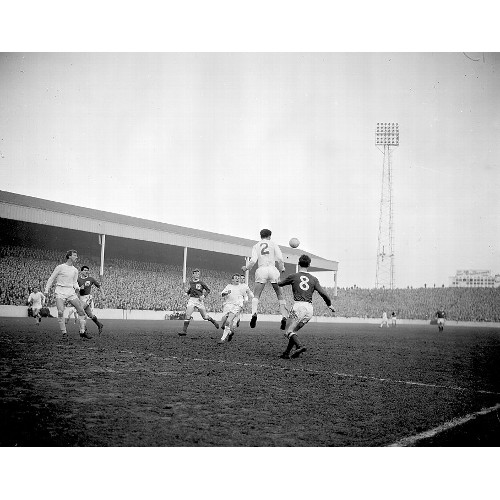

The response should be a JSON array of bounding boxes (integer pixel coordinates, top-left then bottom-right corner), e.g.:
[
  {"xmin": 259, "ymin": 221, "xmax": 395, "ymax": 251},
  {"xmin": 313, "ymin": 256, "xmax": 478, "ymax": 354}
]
[
  {"xmin": 1, "ymin": 245, "xmax": 499, "ymax": 322},
  {"xmin": 326, "ymin": 287, "xmax": 500, "ymax": 322}
]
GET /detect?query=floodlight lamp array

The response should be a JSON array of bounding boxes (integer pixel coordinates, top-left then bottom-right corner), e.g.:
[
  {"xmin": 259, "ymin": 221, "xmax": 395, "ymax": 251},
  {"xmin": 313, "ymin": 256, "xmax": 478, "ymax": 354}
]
[{"xmin": 375, "ymin": 122, "xmax": 399, "ymax": 146}]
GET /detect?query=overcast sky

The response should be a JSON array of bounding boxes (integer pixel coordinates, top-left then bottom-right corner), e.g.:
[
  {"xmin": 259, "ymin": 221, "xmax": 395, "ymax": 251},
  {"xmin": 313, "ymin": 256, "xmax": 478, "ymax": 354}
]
[{"xmin": 1, "ymin": 52, "xmax": 499, "ymax": 288}]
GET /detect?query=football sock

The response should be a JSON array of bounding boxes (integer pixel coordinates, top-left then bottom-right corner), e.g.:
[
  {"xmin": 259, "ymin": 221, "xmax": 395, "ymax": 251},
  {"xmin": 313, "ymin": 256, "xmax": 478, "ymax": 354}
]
[
  {"xmin": 78, "ymin": 315, "xmax": 86, "ymax": 334},
  {"xmin": 57, "ymin": 317, "xmax": 67, "ymax": 334},
  {"xmin": 278, "ymin": 299, "xmax": 287, "ymax": 317},
  {"xmin": 183, "ymin": 320, "xmax": 190, "ymax": 332},
  {"xmin": 251, "ymin": 298, "xmax": 259, "ymax": 315},
  {"xmin": 91, "ymin": 315, "xmax": 102, "ymax": 327},
  {"xmin": 290, "ymin": 333, "xmax": 302, "ymax": 349},
  {"xmin": 284, "ymin": 317, "xmax": 293, "ymax": 331}
]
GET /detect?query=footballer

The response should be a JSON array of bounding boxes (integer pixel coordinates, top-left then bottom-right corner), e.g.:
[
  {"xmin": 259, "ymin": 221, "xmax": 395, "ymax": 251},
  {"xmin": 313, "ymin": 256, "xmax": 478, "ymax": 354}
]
[
  {"xmin": 278, "ymin": 254, "xmax": 335, "ymax": 359},
  {"xmin": 178, "ymin": 268, "xmax": 220, "ymax": 336}
]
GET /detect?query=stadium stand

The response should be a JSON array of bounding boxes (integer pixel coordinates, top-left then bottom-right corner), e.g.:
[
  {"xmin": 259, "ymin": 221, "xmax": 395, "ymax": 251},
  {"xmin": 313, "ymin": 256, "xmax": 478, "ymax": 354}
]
[
  {"xmin": 321, "ymin": 286, "xmax": 500, "ymax": 322},
  {"xmin": 1, "ymin": 245, "xmax": 500, "ymax": 321}
]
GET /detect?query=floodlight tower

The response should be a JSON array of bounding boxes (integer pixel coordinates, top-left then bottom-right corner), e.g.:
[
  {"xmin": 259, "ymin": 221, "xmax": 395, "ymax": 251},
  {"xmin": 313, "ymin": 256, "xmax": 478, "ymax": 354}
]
[{"xmin": 375, "ymin": 123, "xmax": 399, "ymax": 289}]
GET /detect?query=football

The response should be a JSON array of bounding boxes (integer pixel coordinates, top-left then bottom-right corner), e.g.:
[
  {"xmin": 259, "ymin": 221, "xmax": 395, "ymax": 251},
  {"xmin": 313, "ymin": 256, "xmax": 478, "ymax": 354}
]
[{"xmin": 289, "ymin": 238, "xmax": 300, "ymax": 248}]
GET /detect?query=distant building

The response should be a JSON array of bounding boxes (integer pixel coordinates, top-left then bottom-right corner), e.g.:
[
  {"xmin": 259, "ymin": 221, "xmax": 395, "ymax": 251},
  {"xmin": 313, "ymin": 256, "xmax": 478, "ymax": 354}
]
[{"xmin": 449, "ymin": 270, "xmax": 500, "ymax": 288}]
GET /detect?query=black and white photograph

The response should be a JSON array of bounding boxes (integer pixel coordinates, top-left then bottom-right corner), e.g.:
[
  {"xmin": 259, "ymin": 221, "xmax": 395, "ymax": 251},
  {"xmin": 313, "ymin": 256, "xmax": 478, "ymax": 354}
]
[{"xmin": 0, "ymin": 2, "xmax": 498, "ymax": 499}]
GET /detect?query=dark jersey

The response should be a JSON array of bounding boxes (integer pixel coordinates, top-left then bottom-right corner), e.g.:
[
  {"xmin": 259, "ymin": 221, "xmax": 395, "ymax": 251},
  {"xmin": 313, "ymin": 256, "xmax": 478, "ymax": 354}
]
[
  {"xmin": 78, "ymin": 276, "xmax": 101, "ymax": 296},
  {"xmin": 278, "ymin": 272, "xmax": 331, "ymax": 306},
  {"xmin": 436, "ymin": 310, "xmax": 446, "ymax": 319},
  {"xmin": 186, "ymin": 279, "xmax": 210, "ymax": 299}
]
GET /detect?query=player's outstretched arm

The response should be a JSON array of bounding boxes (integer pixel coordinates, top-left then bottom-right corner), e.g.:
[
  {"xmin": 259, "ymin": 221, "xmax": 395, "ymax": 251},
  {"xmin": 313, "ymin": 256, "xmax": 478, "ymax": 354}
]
[
  {"xmin": 45, "ymin": 267, "xmax": 59, "ymax": 294},
  {"xmin": 315, "ymin": 283, "xmax": 335, "ymax": 312},
  {"xmin": 273, "ymin": 243, "xmax": 286, "ymax": 272},
  {"xmin": 73, "ymin": 271, "xmax": 81, "ymax": 293},
  {"xmin": 243, "ymin": 245, "xmax": 258, "ymax": 272},
  {"xmin": 277, "ymin": 275, "xmax": 293, "ymax": 287},
  {"xmin": 242, "ymin": 260, "xmax": 256, "ymax": 272}
]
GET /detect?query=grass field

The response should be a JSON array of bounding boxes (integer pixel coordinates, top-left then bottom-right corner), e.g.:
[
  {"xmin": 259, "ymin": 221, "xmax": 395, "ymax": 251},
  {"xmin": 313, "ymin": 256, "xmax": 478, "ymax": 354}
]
[{"xmin": 1, "ymin": 317, "xmax": 499, "ymax": 447}]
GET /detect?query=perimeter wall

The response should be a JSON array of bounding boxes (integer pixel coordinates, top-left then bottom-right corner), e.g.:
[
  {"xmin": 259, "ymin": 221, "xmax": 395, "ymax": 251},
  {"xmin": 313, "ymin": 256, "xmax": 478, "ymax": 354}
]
[{"xmin": 2, "ymin": 306, "xmax": 499, "ymax": 328}]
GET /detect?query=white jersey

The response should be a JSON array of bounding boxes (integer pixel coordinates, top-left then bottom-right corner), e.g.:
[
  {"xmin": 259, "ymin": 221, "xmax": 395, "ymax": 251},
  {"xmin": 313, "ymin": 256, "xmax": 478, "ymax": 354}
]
[
  {"xmin": 28, "ymin": 292, "xmax": 45, "ymax": 308},
  {"xmin": 45, "ymin": 263, "xmax": 79, "ymax": 293},
  {"xmin": 247, "ymin": 239, "xmax": 285, "ymax": 271},
  {"xmin": 238, "ymin": 283, "xmax": 254, "ymax": 305},
  {"xmin": 221, "ymin": 284, "xmax": 248, "ymax": 306}
]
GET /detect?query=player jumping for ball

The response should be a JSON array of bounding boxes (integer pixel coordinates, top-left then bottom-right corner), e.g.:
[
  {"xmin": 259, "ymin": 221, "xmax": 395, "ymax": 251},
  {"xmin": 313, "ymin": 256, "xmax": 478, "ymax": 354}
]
[
  {"xmin": 277, "ymin": 254, "xmax": 335, "ymax": 359},
  {"xmin": 178, "ymin": 269, "xmax": 220, "ymax": 336},
  {"xmin": 241, "ymin": 229, "xmax": 288, "ymax": 330}
]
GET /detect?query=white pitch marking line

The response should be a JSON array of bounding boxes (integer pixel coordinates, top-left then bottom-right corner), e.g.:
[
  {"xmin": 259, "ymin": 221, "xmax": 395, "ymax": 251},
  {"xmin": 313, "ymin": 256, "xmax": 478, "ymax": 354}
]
[
  {"xmin": 160, "ymin": 355, "xmax": 500, "ymax": 396},
  {"xmin": 387, "ymin": 402, "xmax": 500, "ymax": 447}
]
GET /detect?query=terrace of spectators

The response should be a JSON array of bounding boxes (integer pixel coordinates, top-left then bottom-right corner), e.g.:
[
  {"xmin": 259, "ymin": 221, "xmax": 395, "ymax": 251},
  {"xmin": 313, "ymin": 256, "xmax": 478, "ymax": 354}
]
[{"xmin": 1, "ymin": 244, "xmax": 499, "ymax": 321}]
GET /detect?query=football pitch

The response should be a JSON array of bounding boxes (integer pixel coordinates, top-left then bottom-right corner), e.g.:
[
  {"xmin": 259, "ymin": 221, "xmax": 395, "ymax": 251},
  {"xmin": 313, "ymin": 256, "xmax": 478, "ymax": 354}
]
[{"xmin": 1, "ymin": 317, "xmax": 499, "ymax": 447}]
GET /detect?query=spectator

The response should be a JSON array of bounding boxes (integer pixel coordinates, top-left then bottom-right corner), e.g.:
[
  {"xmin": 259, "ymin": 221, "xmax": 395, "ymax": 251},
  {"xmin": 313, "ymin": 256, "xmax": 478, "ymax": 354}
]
[{"xmin": 1, "ymin": 244, "xmax": 500, "ymax": 322}]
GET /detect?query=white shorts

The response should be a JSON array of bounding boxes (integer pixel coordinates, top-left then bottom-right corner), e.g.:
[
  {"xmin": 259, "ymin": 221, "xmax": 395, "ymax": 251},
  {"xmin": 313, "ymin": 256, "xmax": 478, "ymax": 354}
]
[
  {"xmin": 255, "ymin": 265, "xmax": 280, "ymax": 284},
  {"xmin": 55, "ymin": 286, "xmax": 79, "ymax": 302},
  {"xmin": 222, "ymin": 303, "xmax": 241, "ymax": 316},
  {"xmin": 80, "ymin": 294, "xmax": 93, "ymax": 306},
  {"xmin": 437, "ymin": 318, "xmax": 445, "ymax": 326},
  {"xmin": 233, "ymin": 305, "xmax": 245, "ymax": 322},
  {"xmin": 187, "ymin": 297, "xmax": 206, "ymax": 311},
  {"xmin": 65, "ymin": 306, "xmax": 78, "ymax": 318},
  {"xmin": 290, "ymin": 301, "xmax": 314, "ymax": 324},
  {"xmin": 80, "ymin": 294, "xmax": 94, "ymax": 312}
]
